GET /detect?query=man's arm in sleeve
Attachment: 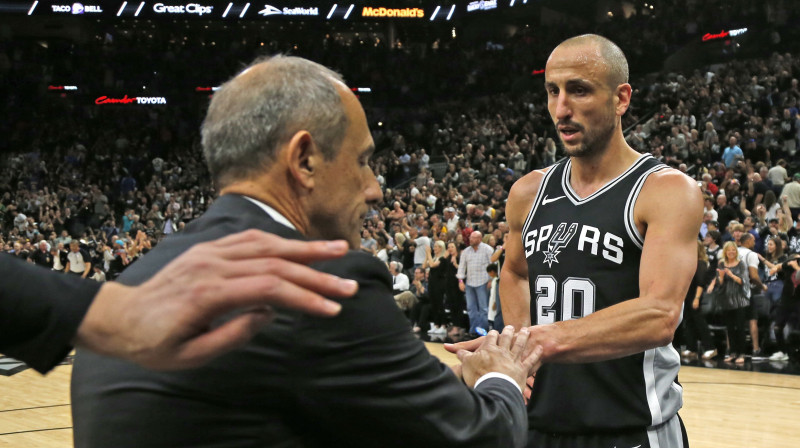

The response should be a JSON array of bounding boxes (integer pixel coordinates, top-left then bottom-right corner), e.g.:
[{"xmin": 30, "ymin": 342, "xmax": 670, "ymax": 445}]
[
  {"xmin": 298, "ymin": 252, "xmax": 530, "ymax": 447},
  {"xmin": 456, "ymin": 250, "xmax": 467, "ymax": 280},
  {"xmin": 0, "ymin": 254, "xmax": 99, "ymax": 373},
  {"xmin": 1, "ymin": 231, "xmax": 356, "ymax": 373}
]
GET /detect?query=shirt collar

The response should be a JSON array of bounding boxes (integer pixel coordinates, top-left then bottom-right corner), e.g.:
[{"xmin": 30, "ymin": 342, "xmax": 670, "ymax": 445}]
[{"xmin": 241, "ymin": 196, "xmax": 297, "ymax": 231}]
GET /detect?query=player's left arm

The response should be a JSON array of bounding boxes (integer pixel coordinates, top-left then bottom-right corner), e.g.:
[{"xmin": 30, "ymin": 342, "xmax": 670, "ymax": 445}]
[{"xmin": 525, "ymin": 170, "xmax": 702, "ymax": 364}]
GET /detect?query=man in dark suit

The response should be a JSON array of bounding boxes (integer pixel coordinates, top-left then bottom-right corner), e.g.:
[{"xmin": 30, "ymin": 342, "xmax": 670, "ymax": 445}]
[
  {"xmin": 71, "ymin": 55, "xmax": 541, "ymax": 447},
  {"xmin": 0, "ymin": 231, "xmax": 356, "ymax": 374},
  {"xmin": 30, "ymin": 241, "xmax": 53, "ymax": 268}
]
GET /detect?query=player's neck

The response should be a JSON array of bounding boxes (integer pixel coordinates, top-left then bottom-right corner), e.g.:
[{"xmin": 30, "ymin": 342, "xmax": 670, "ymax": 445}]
[{"xmin": 568, "ymin": 137, "xmax": 640, "ymax": 198}]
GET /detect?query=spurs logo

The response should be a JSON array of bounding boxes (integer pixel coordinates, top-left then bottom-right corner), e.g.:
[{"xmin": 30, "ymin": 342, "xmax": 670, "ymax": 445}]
[{"xmin": 542, "ymin": 223, "xmax": 578, "ymax": 267}]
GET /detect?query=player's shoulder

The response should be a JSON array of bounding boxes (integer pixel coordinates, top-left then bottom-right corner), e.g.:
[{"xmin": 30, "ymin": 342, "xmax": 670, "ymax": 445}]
[
  {"xmin": 643, "ymin": 166, "xmax": 702, "ymax": 196},
  {"xmin": 509, "ymin": 166, "xmax": 552, "ymax": 199},
  {"xmin": 506, "ymin": 165, "xmax": 554, "ymax": 227},
  {"xmin": 637, "ymin": 166, "xmax": 703, "ymax": 223}
]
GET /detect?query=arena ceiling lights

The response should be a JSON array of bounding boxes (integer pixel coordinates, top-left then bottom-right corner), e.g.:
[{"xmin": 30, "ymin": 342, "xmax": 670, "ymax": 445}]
[{"xmin": 0, "ymin": 1, "xmax": 533, "ymax": 22}]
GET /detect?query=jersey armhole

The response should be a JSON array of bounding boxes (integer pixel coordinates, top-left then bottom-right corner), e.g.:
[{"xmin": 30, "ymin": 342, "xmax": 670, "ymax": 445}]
[
  {"xmin": 624, "ymin": 165, "xmax": 668, "ymax": 250},
  {"xmin": 521, "ymin": 166, "xmax": 558, "ymax": 238}
]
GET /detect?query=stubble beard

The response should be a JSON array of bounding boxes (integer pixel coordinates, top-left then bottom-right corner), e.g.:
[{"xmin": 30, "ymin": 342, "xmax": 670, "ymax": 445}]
[{"xmin": 561, "ymin": 111, "xmax": 618, "ymax": 159}]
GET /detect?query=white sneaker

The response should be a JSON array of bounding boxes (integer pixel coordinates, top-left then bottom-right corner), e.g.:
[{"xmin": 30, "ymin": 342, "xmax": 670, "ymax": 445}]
[
  {"xmin": 769, "ymin": 351, "xmax": 789, "ymax": 361},
  {"xmin": 701, "ymin": 349, "xmax": 718, "ymax": 359},
  {"xmin": 434, "ymin": 326, "xmax": 448, "ymax": 336}
]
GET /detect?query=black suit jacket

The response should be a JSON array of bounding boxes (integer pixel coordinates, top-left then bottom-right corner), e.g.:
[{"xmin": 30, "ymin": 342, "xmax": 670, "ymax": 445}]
[
  {"xmin": 71, "ymin": 195, "xmax": 527, "ymax": 447},
  {"xmin": 0, "ymin": 254, "xmax": 100, "ymax": 373}
]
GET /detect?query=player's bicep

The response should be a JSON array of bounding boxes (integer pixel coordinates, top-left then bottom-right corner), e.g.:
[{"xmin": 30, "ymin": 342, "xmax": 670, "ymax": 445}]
[
  {"xmin": 637, "ymin": 172, "xmax": 703, "ymax": 315},
  {"xmin": 502, "ymin": 229, "xmax": 528, "ymax": 279}
]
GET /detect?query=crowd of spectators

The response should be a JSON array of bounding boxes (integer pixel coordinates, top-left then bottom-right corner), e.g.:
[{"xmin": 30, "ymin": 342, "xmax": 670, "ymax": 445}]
[
  {"xmin": 2, "ymin": 0, "xmax": 800, "ymax": 356},
  {"xmin": 0, "ymin": 105, "xmax": 214, "ymax": 281}
]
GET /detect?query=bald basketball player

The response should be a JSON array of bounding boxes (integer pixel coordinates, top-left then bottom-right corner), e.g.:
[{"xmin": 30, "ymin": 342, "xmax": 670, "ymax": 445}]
[{"xmin": 448, "ymin": 34, "xmax": 702, "ymax": 447}]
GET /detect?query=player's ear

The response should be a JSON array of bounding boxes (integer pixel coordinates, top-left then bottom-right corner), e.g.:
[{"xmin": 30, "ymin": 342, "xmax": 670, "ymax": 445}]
[{"xmin": 615, "ymin": 83, "xmax": 632, "ymax": 116}]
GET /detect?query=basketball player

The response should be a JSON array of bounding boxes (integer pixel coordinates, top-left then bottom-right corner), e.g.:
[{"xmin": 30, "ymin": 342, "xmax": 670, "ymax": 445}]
[{"xmin": 448, "ymin": 34, "xmax": 702, "ymax": 447}]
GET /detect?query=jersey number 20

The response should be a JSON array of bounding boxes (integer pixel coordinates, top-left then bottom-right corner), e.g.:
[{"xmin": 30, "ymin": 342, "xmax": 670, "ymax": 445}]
[{"xmin": 535, "ymin": 275, "xmax": 596, "ymax": 324}]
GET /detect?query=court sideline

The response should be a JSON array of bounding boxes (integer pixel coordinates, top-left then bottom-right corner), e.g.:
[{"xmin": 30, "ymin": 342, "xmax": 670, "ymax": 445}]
[{"xmin": 0, "ymin": 344, "xmax": 798, "ymax": 447}]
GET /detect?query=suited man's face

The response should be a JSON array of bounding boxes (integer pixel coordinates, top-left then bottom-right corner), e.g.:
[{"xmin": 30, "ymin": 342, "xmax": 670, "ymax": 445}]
[{"xmin": 306, "ymin": 88, "xmax": 381, "ymax": 248}]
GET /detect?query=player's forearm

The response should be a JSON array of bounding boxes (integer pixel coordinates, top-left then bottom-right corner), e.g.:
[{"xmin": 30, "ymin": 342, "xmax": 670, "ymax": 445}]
[
  {"xmin": 529, "ymin": 297, "xmax": 679, "ymax": 364},
  {"xmin": 499, "ymin": 269, "xmax": 531, "ymax": 329}
]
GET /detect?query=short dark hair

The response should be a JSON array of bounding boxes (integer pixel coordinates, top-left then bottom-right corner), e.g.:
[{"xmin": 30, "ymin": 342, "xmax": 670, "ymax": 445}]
[{"xmin": 553, "ymin": 34, "xmax": 629, "ymax": 88}]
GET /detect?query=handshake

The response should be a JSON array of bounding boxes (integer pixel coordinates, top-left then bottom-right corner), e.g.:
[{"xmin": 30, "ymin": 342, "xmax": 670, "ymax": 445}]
[{"xmin": 448, "ymin": 326, "xmax": 543, "ymax": 395}]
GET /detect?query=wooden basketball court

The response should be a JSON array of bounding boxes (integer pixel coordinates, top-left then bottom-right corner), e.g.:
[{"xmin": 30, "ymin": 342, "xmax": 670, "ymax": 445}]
[{"xmin": 1, "ymin": 344, "xmax": 798, "ymax": 447}]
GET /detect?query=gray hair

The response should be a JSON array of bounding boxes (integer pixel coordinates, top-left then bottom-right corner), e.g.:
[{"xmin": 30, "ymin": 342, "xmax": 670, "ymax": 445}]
[{"xmin": 201, "ymin": 55, "xmax": 349, "ymax": 187}]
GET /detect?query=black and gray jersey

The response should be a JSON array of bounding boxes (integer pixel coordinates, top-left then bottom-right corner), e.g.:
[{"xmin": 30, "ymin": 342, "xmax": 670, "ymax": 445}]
[{"xmin": 521, "ymin": 154, "xmax": 682, "ymax": 433}]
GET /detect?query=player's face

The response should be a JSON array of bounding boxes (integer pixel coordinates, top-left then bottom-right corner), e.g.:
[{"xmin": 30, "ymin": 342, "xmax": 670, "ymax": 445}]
[
  {"xmin": 545, "ymin": 44, "xmax": 618, "ymax": 158},
  {"xmin": 308, "ymin": 88, "xmax": 380, "ymax": 249}
]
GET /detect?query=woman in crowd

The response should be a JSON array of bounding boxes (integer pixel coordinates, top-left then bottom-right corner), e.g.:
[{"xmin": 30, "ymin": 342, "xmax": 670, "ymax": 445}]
[
  {"xmin": 444, "ymin": 241, "xmax": 467, "ymax": 339},
  {"xmin": 454, "ymin": 233, "xmax": 467, "ymax": 251},
  {"xmin": 763, "ymin": 190, "xmax": 780, "ymax": 221},
  {"xmin": 708, "ymin": 241, "xmax": 751, "ymax": 364},
  {"xmin": 391, "ymin": 233, "xmax": 405, "ymax": 263},
  {"xmin": 759, "ymin": 237, "xmax": 787, "ymax": 305},
  {"xmin": 423, "ymin": 241, "xmax": 448, "ymax": 336},
  {"xmin": 680, "ymin": 241, "xmax": 717, "ymax": 360},
  {"xmin": 374, "ymin": 234, "xmax": 389, "ymax": 265}
]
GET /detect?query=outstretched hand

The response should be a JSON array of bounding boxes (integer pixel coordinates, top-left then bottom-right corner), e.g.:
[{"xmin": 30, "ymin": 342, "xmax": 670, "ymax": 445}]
[
  {"xmin": 445, "ymin": 336, "xmax": 484, "ymax": 355},
  {"xmin": 457, "ymin": 326, "xmax": 543, "ymax": 392},
  {"xmin": 76, "ymin": 229, "xmax": 357, "ymax": 370}
]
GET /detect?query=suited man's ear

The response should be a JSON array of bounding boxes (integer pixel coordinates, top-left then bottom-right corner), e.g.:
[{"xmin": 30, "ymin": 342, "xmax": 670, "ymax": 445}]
[{"xmin": 285, "ymin": 130, "xmax": 319, "ymax": 189}]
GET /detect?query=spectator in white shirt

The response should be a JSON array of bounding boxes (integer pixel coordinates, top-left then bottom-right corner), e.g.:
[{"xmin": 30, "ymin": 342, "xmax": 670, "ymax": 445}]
[
  {"xmin": 444, "ymin": 207, "xmax": 459, "ymax": 232},
  {"xmin": 768, "ymin": 159, "xmax": 789, "ymax": 190},
  {"xmin": 65, "ymin": 241, "xmax": 91, "ymax": 279},
  {"xmin": 389, "ymin": 261, "xmax": 415, "ymax": 312},
  {"xmin": 456, "ymin": 231, "xmax": 494, "ymax": 335},
  {"xmin": 412, "ymin": 227, "xmax": 431, "ymax": 269}
]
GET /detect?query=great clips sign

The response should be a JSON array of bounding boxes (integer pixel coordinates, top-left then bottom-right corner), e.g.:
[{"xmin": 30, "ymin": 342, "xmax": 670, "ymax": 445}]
[
  {"xmin": 702, "ymin": 27, "xmax": 748, "ymax": 42},
  {"xmin": 95, "ymin": 95, "xmax": 167, "ymax": 105},
  {"xmin": 152, "ymin": 2, "xmax": 214, "ymax": 16}
]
